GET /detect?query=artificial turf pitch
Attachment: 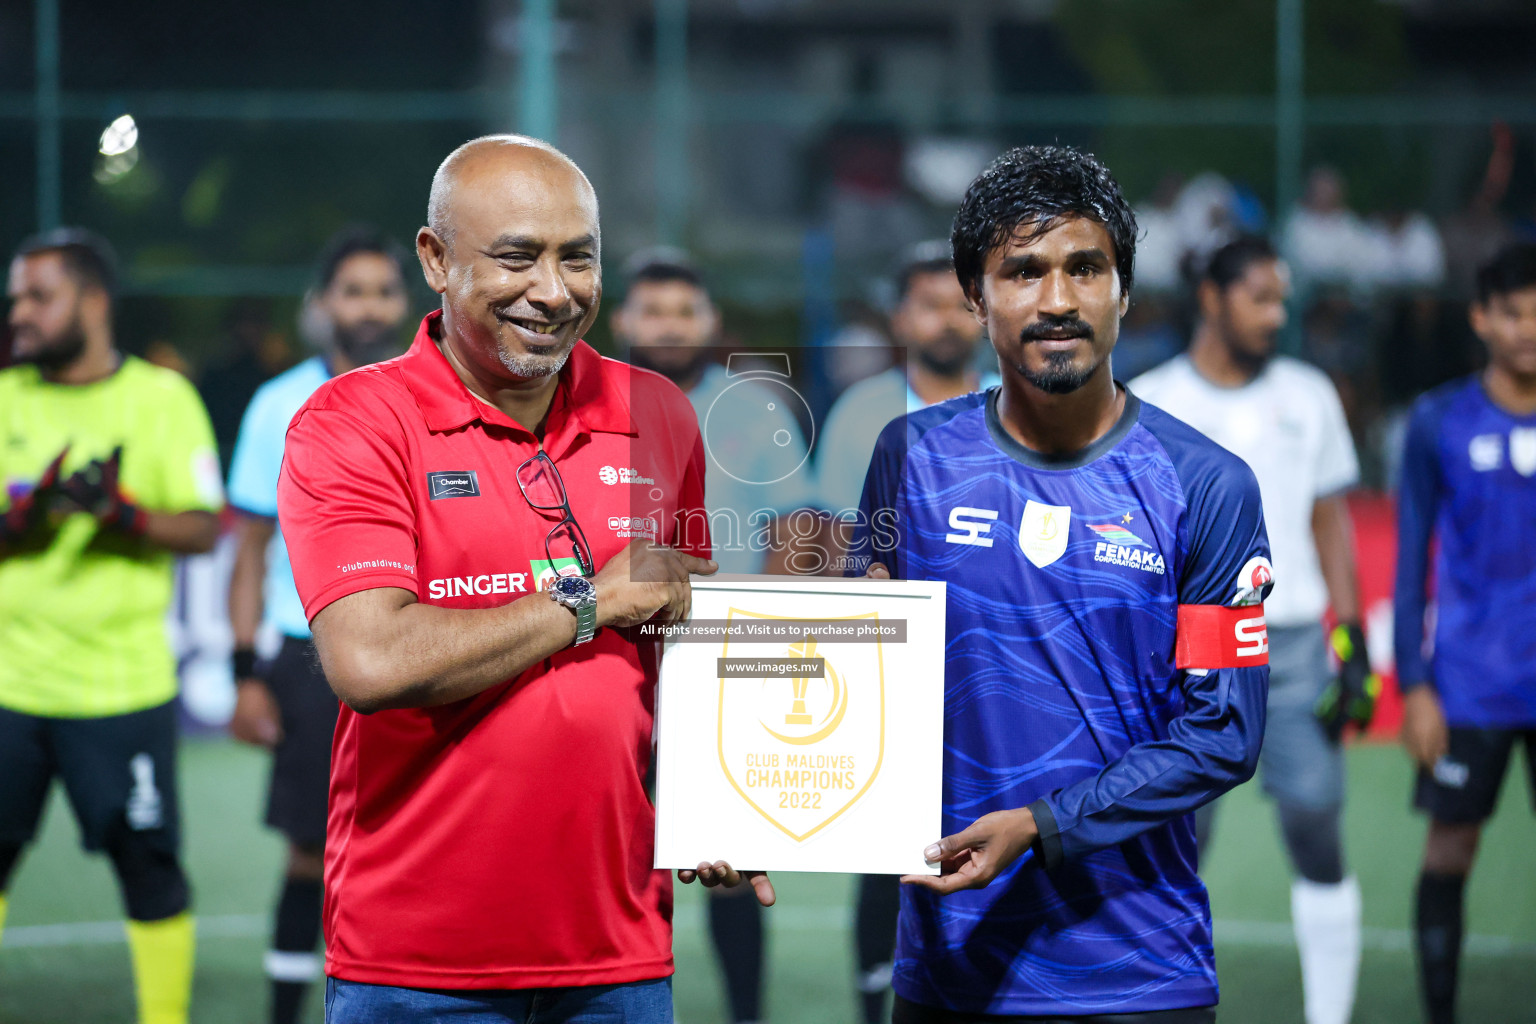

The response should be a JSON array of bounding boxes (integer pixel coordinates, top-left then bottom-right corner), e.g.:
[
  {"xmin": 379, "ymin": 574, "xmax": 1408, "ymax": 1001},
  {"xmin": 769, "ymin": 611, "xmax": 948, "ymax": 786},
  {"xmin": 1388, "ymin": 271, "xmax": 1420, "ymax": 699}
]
[{"xmin": 1, "ymin": 739, "xmax": 1531, "ymax": 1023}]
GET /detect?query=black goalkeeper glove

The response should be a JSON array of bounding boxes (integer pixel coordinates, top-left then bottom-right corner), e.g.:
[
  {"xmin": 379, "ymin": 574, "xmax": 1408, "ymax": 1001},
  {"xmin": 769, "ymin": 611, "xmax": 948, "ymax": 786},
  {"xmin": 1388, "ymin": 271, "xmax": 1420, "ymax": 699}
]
[
  {"xmin": 60, "ymin": 446, "xmax": 147, "ymax": 536},
  {"xmin": 1314, "ymin": 623, "xmax": 1381, "ymax": 744},
  {"xmin": 1, "ymin": 447, "xmax": 70, "ymax": 546}
]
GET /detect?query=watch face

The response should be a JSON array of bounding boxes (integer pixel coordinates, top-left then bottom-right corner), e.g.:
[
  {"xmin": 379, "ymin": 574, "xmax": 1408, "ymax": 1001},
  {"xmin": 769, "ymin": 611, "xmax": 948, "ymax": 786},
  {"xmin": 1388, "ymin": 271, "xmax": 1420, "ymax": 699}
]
[{"xmin": 553, "ymin": 575, "xmax": 593, "ymax": 599}]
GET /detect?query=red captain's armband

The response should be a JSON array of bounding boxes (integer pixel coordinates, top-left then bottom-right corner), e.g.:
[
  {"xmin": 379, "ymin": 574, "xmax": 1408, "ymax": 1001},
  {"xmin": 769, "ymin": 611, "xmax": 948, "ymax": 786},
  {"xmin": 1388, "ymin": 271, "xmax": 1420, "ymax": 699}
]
[{"xmin": 1175, "ymin": 604, "xmax": 1269, "ymax": 669}]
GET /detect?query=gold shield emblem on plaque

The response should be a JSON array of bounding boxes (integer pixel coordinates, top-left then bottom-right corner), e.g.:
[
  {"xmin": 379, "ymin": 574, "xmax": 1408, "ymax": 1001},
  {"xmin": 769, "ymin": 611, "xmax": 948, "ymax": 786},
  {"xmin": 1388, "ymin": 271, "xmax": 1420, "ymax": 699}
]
[{"xmin": 718, "ymin": 608, "xmax": 885, "ymax": 842}]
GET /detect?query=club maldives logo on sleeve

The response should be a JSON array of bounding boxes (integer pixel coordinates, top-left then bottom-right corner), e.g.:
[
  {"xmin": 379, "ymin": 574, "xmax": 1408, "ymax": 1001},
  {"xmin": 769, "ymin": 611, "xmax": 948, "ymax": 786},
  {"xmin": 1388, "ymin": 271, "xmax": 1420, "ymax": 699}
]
[
  {"xmin": 1089, "ymin": 516, "xmax": 1165, "ymax": 575},
  {"xmin": 427, "ymin": 470, "xmax": 480, "ymax": 500}
]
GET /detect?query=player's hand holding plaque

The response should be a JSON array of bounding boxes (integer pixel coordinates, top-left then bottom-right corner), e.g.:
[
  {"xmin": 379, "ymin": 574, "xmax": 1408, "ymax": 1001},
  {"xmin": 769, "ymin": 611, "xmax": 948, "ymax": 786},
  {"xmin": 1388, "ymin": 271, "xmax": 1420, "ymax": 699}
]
[{"xmin": 652, "ymin": 575, "xmax": 946, "ymax": 876}]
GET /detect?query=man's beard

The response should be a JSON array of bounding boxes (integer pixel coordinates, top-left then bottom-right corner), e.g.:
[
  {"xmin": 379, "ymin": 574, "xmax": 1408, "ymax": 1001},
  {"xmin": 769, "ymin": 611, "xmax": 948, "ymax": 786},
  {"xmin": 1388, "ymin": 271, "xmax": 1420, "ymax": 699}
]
[
  {"xmin": 627, "ymin": 340, "xmax": 712, "ymax": 384},
  {"xmin": 498, "ymin": 335, "xmax": 576, "ymax": 379},
  {"xmin": 332, "ymin": 319, "xmax": 401, "ymax": 367},
  {"xmin": 14, "ymin": 317, "xmax": 88, "ymax": 374},
  {"xmin": 913, "ymin": 332, "xmax": 976, "ymax": 377},
  {"xmin": 1017, "ymin": 349, "xmax": 1106, "ymax": 394},
  {"xmin": 1014, "ymin": 315, "xmax": 1103, "ymax": 395},
  {"xmin": 1227, "ymin": 326, "xmax": 1277, "ymax": 376}
]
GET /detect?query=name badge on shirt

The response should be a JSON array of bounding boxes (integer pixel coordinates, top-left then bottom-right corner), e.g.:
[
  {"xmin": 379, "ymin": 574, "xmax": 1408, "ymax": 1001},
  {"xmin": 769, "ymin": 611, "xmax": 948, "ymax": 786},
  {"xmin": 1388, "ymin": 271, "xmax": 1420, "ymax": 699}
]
[{"xmin": 427, "ymin": 471, "xmax": 481, "ymax": 500}]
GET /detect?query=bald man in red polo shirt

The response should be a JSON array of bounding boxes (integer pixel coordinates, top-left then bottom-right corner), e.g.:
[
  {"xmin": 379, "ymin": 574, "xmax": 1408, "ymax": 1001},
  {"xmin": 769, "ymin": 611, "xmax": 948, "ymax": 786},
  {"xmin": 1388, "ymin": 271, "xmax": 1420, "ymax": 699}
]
[{"xmin": 277, "ymin": 135, "xmax": 769, "ymax": 1023}]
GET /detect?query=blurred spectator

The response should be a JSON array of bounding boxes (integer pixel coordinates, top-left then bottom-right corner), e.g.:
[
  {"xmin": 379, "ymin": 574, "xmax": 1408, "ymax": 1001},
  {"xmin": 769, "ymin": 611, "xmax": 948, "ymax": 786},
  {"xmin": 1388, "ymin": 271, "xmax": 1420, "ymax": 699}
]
[
  {"xmin": 820, "ymin": 299, "xmax": 896, "ymax": 409},
  {"xmin": 1440, "ymin": 124, "xmax": 1518, "ymax": 301},
  {"xmin": 198, "ymin": 299, "xmax": 293, "ymax": 473},
  {"xmin": 1138, "ymin": 172, "xmax": 1271, "ymax": 296},
  {"xmin": 813, "ymin": 119, "xmax": 923, "ymax": 272},
  {"xmin": 1174, "ymin": 172, "xmax": 1243, "ymax": 273},
  {"xmin": 1367, "ymin": 211, "xmax": 1446, "ymax": 291},
  {"xmin": 144, "ymin": 339, "xmax": 195, "ymax": 379},
  {"xmin": 1134, "ymin": 174, "xmax": 1187, "ymax": 294},
  {"xmin": 1282, "ymin": 166, "xmax": 1378, "ymax": 293},
  {"xmin": 1228, "ymin": 181, "xmax": 1270, "ymax": 236}
]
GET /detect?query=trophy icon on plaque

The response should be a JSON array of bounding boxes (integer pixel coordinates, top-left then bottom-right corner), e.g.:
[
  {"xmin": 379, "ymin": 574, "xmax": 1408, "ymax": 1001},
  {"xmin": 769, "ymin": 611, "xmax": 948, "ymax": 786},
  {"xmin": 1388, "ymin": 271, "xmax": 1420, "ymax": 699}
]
[
  {"xmin": 785, "ymin": 636, "xmax": 818, "ymax": 725},
  {"xmin": 713, "ymin": 607, "xmax": 891, "ymax": 843}
]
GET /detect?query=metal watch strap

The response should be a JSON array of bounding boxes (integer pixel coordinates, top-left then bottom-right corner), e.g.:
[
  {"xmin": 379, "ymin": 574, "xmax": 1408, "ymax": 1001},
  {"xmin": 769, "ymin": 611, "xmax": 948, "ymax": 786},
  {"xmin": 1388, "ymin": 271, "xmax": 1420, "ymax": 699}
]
[
  {"xmin": 552, "ymin": 578, "xmax": 599, "ymax": 647},
  {"xmin": 572, "ymin": 596, "xmax": 597, "ymax": 646}
]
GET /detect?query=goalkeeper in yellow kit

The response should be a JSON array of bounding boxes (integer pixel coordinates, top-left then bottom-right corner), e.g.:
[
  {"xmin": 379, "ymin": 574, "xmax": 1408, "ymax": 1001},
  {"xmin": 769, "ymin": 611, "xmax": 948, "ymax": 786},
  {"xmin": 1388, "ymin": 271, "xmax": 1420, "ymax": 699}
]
[{"xmin": 1, "ymin": 229, "xmax": 223, "ymax": 1024}]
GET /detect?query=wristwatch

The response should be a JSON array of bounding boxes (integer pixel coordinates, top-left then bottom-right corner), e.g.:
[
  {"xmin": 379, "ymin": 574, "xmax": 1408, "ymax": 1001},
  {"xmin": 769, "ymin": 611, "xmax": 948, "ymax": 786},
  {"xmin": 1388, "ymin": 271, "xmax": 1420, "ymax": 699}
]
[{"xmin": 549, "ymin": 574, "xmax": 598, "ymax": 646}]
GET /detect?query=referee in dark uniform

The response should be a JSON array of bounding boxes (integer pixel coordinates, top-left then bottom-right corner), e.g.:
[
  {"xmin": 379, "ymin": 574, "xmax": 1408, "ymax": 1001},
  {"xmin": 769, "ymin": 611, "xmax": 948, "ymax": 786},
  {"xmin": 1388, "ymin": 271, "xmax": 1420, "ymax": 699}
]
[{"xmin": 225, "ymin": 228, "xmax": 409, "ymax": 1024}]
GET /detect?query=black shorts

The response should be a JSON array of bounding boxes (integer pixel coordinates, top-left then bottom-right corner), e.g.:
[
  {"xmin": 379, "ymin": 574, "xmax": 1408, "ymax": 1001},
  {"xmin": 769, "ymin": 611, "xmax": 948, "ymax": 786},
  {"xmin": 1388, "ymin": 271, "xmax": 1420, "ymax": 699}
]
[
  {"xmin": 1413, "ymin": 726, "xmax": 1536, "ymax": 824},
  {"xmin": 263, "ymin": 636, "xmax": 340, "ymax": 849},
  {"xmin": 0, "ymin": 700, "xmax": 180, "ymax": 854},
  {"xmin": 893, "ymin": 996, "xmax": 1217, "ymax": 1024}
]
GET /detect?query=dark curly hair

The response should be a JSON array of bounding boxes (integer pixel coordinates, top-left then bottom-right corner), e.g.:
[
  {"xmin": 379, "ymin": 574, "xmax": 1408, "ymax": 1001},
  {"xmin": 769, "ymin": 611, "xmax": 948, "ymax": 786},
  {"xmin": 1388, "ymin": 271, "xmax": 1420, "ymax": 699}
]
[
  {"xmin": 315, "ymin": 225, "xmax": 409, "ymax": 292},
  {"xmin": 1199, "ymin": 234, "xmax": 1278, "ymax": 291},
  {"xmin": 1476, "ymin": 242, "xmax": 1536, "ymax": 305},
  {"xmin": 951, "ymin": 145, "xmax": 1137, "ymax": 300},
  {"xmin": 14, "ymin": 227, "xmax": 119, "ymax": 299}
]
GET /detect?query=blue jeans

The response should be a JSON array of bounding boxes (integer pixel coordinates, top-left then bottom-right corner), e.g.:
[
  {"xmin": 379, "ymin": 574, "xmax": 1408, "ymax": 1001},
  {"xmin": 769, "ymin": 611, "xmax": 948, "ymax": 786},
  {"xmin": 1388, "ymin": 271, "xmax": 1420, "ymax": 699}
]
[{"xmin": 325, "ymin": 976, "xmax": 673, "ymax": 1023}]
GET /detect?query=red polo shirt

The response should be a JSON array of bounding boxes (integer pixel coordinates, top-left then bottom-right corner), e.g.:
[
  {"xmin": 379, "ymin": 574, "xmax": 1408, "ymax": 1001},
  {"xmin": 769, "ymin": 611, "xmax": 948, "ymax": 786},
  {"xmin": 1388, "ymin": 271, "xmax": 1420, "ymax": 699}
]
[{"xmin": 277, "ymin": 311, "xmax": 707, "ymax": 989}]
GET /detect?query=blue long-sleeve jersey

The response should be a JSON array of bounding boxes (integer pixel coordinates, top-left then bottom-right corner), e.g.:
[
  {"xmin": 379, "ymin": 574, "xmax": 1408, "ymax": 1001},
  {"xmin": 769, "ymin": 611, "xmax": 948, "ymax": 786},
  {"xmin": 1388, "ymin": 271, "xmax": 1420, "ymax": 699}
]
[
  {"xmin": 847, "ymin": 388, "xmax": 1272, "ymax": 1016},
  {"xmin": 1394, "ymin": 377, "xmax": 1536, "ymax": 727}
]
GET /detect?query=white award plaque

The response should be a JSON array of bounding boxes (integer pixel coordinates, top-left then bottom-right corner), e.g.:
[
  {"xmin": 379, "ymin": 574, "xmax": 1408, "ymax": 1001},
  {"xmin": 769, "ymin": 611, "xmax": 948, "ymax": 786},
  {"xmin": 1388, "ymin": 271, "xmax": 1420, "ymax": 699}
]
[{"xmin": 652, "ymin": 575, "xmax": 946, "ymax": 876}]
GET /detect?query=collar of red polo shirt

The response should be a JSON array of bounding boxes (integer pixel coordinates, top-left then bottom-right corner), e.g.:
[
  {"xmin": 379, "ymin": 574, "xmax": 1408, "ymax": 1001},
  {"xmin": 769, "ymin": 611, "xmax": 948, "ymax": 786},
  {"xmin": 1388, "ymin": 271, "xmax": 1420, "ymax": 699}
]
[{"xmin": 399, "ymin": 310, "xmax": 637, "ymax": 450}]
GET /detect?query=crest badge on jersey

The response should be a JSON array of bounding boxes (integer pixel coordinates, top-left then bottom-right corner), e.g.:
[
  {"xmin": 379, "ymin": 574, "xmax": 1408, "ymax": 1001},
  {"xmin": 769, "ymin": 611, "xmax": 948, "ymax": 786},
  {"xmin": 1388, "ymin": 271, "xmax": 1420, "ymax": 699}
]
[
  {"xmin": 716, "ymin": 608, "xmax": 885, "ymax": 842},
  {"xmin": 1510, "ymin": 427, "xmax": 1536, "ymax": 477},
  {"xmin": 1018, "ymin": 500, "xmax": 1071, "ymax": 568}
]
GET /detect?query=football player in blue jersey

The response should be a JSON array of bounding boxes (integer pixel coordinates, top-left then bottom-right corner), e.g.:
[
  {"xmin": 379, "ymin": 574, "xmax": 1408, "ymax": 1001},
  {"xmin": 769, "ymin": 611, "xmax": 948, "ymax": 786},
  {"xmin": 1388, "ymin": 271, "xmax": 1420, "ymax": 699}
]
[
  {"xmin": 848, "ymin": 145, "xmax": 1273, "ymax": 1023},
  {"xmin": 1397, "ymin": 242, "xmax": 1536, "ymax": 1024}
]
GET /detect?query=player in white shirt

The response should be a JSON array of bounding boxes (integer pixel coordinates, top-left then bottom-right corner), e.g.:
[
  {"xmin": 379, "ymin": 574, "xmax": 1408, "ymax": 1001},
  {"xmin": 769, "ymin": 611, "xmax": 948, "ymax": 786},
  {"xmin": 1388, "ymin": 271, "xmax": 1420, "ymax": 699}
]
[{"xmin": 1132, "ymin": 235, "xmax": 1379, "ymax": 1024}]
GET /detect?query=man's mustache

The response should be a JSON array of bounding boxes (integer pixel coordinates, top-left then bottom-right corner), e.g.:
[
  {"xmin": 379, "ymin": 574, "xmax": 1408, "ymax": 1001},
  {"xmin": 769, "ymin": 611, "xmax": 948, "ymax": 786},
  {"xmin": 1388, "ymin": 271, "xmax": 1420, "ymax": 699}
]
[{"xmin": 1019, "ymin": 316, "xmax": 1094, "ymax": 342}]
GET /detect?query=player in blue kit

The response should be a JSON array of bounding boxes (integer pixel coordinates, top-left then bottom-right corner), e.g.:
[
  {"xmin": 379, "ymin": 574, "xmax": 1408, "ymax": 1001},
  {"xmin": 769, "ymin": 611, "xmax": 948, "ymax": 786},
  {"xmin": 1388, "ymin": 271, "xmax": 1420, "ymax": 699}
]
[
  {"xmin": 1396, "ymin": 242, "xmax": 1536, "ymax": 1024},
  {"xmin": 847, "ymin": 145, "xmax": 1274, "ymax": 1022}
]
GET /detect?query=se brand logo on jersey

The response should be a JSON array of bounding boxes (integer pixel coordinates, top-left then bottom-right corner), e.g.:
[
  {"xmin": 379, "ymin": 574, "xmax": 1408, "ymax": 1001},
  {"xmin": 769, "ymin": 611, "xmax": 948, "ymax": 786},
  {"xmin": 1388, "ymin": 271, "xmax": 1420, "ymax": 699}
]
[
  {"xmin": 944, "ymin": 507, "xmax": 998, "ymax": 548},
  {"xmin": 1469, "ymin": 434, "xmax": 1503, "ymax": 472},
  {"xmin": 1018, "ymin": 501, "xmax": 1071, "ymax": 568},
  {"xmin": 427, "ymin": 470, "xmax": 480, "ymax": 500},
  {"xmin": 599, "ymin": 465, "xmax": 656, "ymax": 486}
]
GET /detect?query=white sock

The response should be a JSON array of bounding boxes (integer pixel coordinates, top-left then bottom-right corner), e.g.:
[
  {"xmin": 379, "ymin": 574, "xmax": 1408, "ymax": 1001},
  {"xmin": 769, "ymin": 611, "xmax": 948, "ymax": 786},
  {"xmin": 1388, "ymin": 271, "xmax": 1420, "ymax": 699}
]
[{"xmin": 1291, "ymin": 875, "xmax": 1361, "ymax": 1024}]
